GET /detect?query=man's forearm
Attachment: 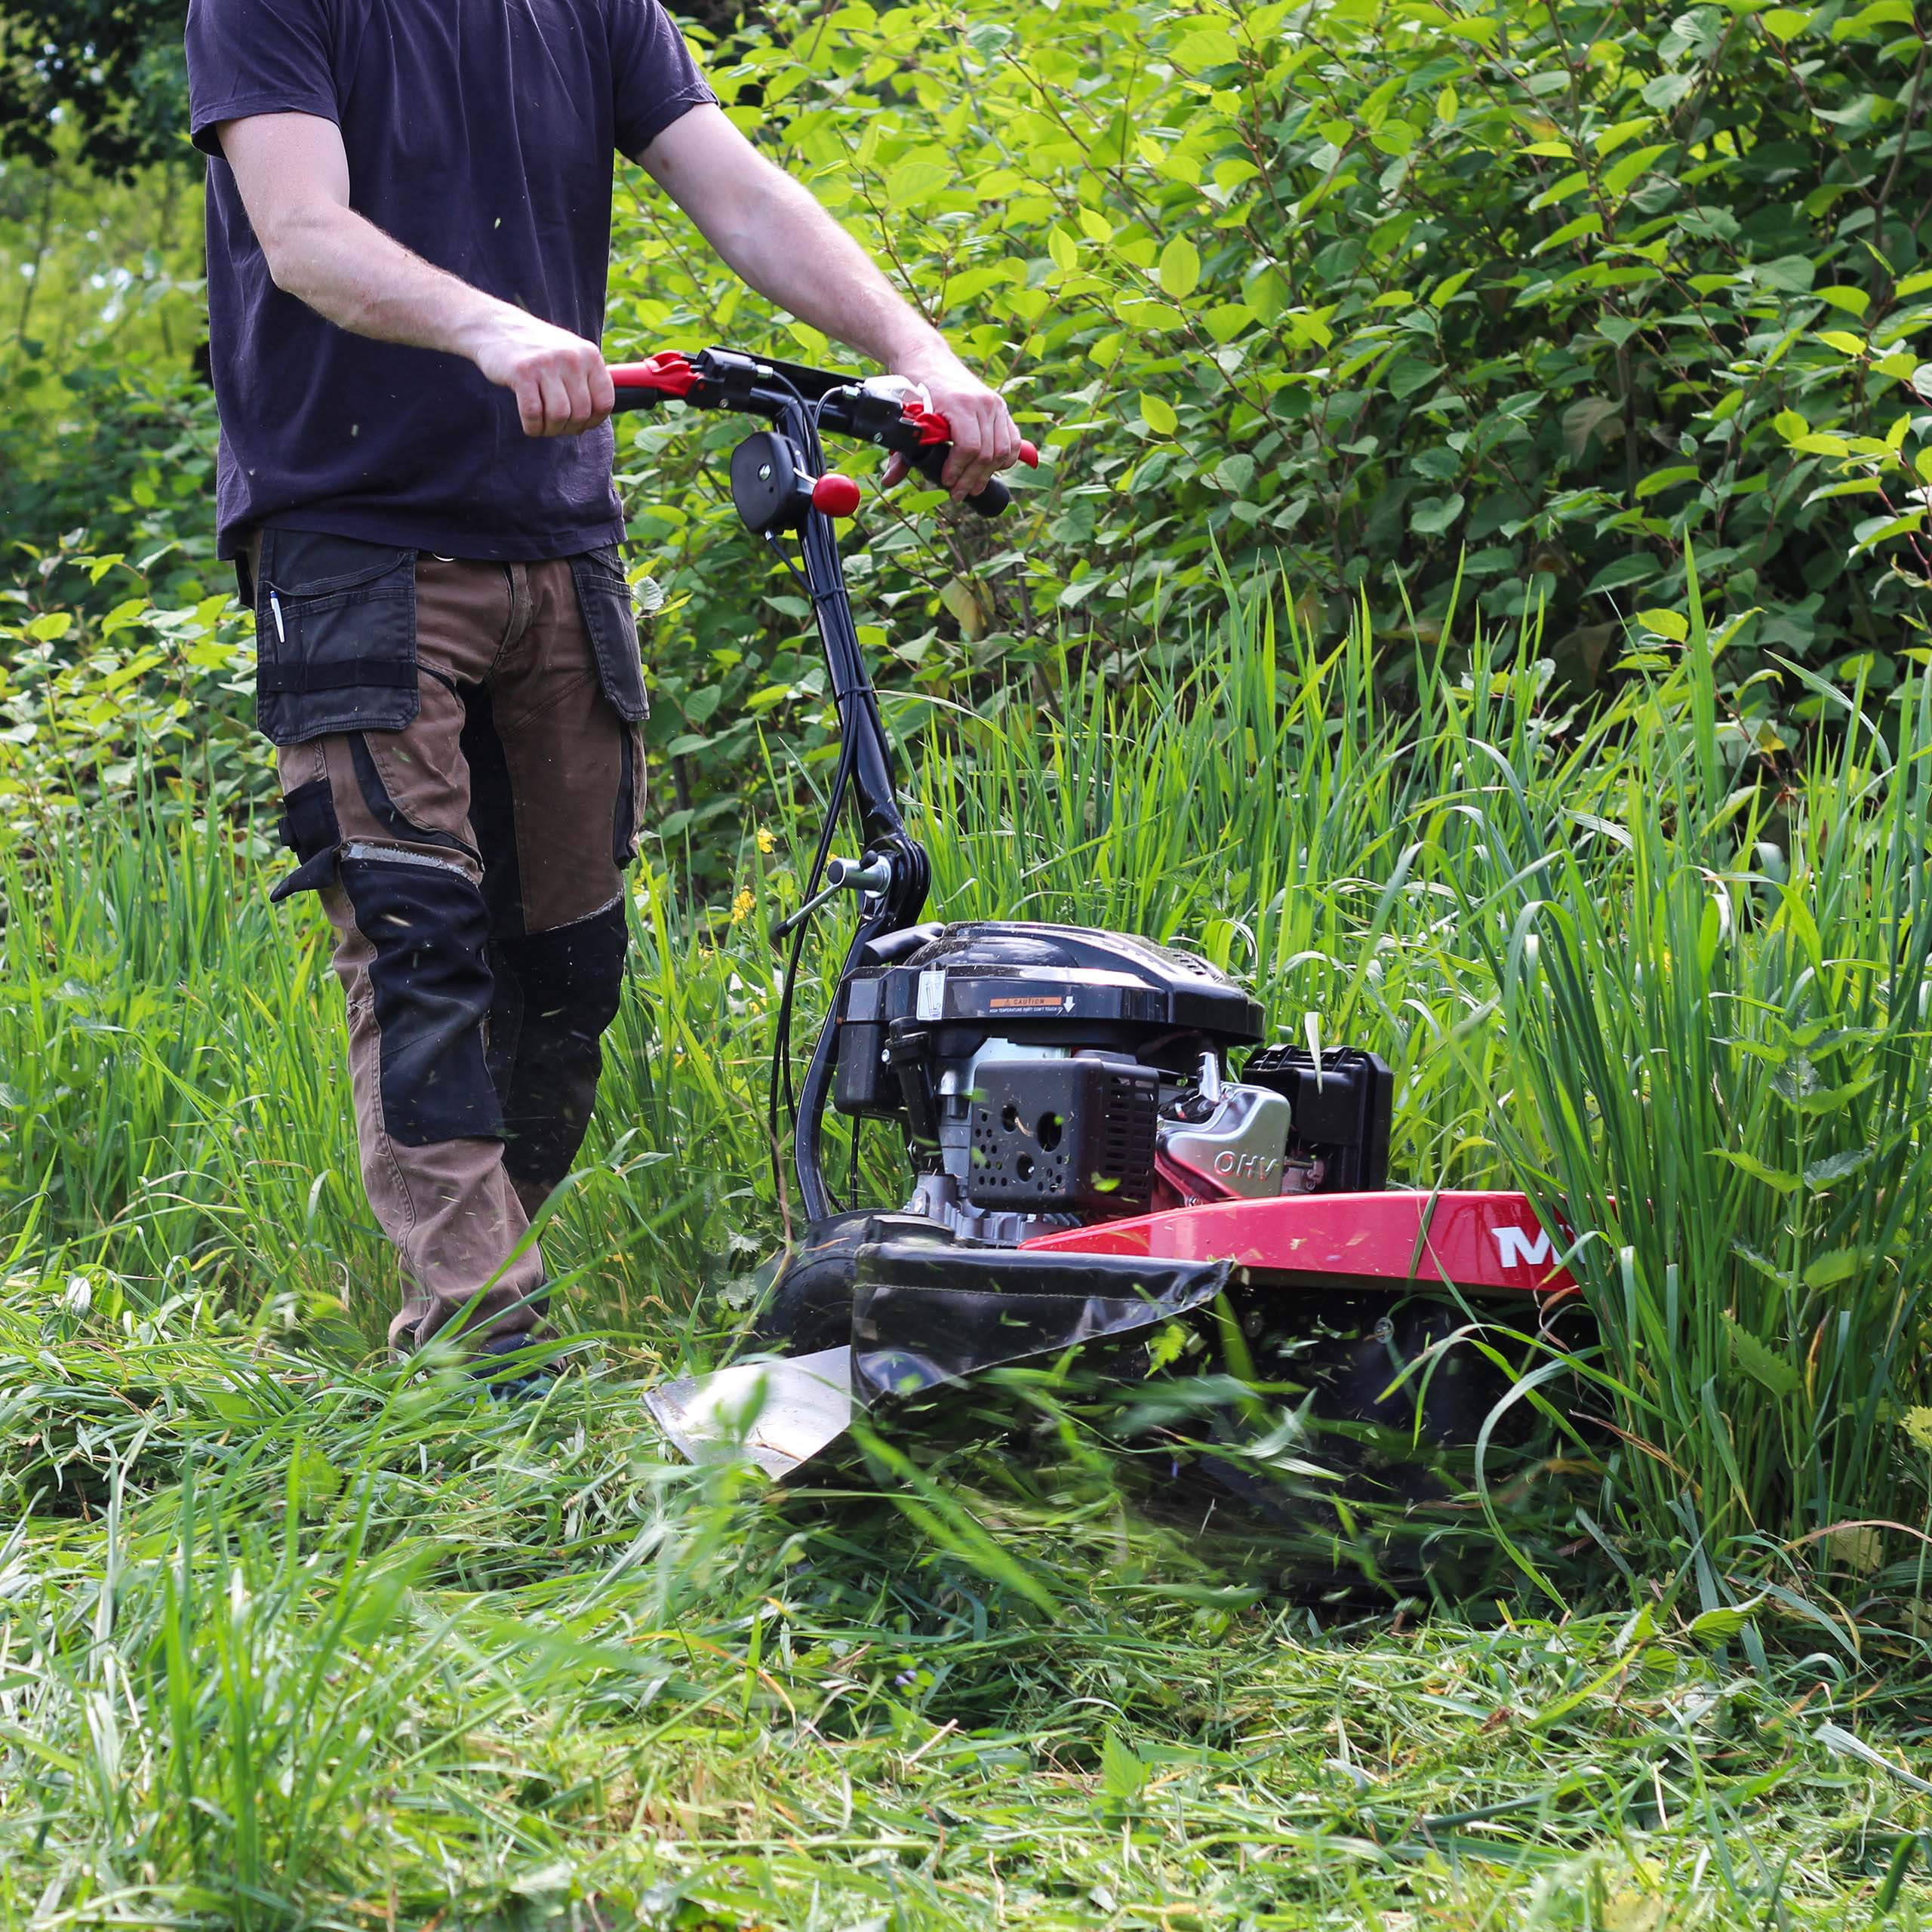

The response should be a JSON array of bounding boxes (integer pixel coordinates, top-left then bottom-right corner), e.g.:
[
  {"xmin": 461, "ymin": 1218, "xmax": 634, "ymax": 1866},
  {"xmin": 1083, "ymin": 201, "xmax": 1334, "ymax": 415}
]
[
  {"xmin": 259, "ymin": 200, "xmax": 506, "ymax": 360},
  {"xmin": 217, "ymin": 109, "xmax": 615, "ymax": 438},
  {"xmin": 746, "ymin": 178, "xmax": 950, "ymax": 371}
]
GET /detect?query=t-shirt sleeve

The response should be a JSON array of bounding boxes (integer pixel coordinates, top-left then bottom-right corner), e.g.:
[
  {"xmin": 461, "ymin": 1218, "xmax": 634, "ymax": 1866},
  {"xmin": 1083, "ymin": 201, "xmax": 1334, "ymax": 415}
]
[
  {"xmin": 607, "ymin": 0, "xmax": 719, "ymax": 157},
  {"xmin": 184, "ymin": 0, "xmax": 340, "ymax": 158}
]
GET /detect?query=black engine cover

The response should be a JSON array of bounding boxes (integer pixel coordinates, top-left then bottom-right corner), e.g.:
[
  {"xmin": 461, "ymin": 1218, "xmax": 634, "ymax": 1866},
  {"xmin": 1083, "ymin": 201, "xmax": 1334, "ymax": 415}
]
[{"xmin": 833, "ymin": 921, "xmax": 1265, "ymax": 1126}]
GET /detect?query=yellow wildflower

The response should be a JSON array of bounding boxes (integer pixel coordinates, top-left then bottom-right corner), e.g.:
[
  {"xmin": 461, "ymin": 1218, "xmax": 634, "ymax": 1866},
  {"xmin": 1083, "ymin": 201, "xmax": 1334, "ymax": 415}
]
[
  {"xmin": 1903, "ymin": 1407, "xmax": 1932, "ymax": 1454},
  {"xmin": 756, "ymin": 826, "xmax": 776, "ymax": 855},
  {"xmin": 730, "ymin": 887, "xmax": 755, "ymax": 924}
]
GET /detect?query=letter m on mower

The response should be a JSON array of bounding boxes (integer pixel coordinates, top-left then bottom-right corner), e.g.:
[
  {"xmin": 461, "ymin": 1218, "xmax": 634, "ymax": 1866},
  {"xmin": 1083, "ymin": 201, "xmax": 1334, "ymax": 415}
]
[{"xmin": 1492, "ymin": 1224, "xmax": 1553, "ymax": 1270}]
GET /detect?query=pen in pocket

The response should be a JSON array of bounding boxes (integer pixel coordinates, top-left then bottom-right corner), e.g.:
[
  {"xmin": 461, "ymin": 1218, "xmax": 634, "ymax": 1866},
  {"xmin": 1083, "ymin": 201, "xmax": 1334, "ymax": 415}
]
[{"xmin": 269, "ymin": 592, "xmax": 286, "ymax": 644}]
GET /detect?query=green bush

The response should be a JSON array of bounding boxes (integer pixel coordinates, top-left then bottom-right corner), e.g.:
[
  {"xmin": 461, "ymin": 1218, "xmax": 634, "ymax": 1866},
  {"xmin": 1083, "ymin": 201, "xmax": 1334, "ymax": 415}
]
[
  {"xmin": 14, "ymin": 0, "xmax": 1932, "ymax": 873},
  {"xmin": 604, "ymin": 0, "xmax": 1932, "ymax": 853},
  {"xmin": 0, "ymin": 521, "xmax": 260, "ymax": 843}
]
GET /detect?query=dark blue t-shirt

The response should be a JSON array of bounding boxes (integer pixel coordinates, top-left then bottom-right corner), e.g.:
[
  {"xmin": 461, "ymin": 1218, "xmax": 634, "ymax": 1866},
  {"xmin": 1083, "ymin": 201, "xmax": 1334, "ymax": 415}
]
[{"xmin": 185, "ymin": 0, "xmax": 715, "ymax": 560}]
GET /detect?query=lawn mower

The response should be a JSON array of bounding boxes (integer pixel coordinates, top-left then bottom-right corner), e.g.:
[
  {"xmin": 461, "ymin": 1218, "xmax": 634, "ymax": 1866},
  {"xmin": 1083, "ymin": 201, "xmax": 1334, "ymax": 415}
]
[{"xmin": 610, "ymin": 348, "xmax": 1576, "ymax": 1522}]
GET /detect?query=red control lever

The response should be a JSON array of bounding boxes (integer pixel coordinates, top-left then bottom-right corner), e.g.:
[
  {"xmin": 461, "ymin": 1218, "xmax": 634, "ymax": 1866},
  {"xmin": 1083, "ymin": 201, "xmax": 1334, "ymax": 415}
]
[{"xmin": 901, "ymin": 401, "xmax": 1039, "ymax": 467}]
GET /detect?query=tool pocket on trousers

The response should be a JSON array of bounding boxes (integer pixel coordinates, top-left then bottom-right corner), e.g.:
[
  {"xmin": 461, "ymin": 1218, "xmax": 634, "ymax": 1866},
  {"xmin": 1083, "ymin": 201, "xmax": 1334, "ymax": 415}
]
[
  {"xmin": 269, "ymin": 777, "xmax": 343, "ymax": 904},
  {"xmin": 568, "ymin": 545, "xmax": 650, "ymax": 723},
  {"xmin": 255, "ymin": 529, "xmax": 420, "ymax": 746}
]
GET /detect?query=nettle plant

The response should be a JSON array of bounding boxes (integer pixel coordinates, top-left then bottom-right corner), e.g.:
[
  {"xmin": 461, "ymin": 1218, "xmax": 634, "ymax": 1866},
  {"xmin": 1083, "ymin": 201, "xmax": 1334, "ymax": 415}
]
[{"xmin": 606, "ymin": 0, "xmax": 1932, "ymax": 869}]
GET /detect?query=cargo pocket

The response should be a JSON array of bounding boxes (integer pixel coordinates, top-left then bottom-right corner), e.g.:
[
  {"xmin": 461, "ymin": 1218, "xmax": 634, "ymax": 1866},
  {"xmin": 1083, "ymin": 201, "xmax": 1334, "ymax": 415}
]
[
  {"xmin": 268, "ymin": 778, "xmax": 343, "ymax": 904},
  {"xmin": 255, "ymin": 528, "xmax": 420, "ymax": 746},
  {"xmin": 568, "ymin": 544, "xmax": 650, "ymax": 723}
]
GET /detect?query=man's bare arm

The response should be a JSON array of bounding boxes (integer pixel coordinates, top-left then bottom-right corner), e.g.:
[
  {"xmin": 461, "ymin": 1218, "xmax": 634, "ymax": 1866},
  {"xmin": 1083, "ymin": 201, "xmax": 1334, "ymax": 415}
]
[
  {"xmin": 638, "ymin": 106, "xmax": 1022, "ymax": 501},
  {"xmin": 216, "ymin": 112, "xmax": 613, "ymax": 437}
]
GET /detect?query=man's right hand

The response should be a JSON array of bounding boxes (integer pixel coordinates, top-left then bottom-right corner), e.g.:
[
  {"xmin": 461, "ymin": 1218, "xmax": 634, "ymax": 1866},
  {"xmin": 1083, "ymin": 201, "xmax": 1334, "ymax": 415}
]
[{"xmin": 467, "ymin": 310, "xmax": 615, "ymax": 438}]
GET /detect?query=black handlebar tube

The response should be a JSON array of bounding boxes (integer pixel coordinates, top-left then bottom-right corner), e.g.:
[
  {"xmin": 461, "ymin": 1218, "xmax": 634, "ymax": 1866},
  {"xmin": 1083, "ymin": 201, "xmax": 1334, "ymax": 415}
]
[
  {"xmin": 777, "ymin": 386, "xmax": 931, "ymax": 1220},
  {"xmin": 612, "ymin": 349, "xmax": 934, "ymax": 1219}
]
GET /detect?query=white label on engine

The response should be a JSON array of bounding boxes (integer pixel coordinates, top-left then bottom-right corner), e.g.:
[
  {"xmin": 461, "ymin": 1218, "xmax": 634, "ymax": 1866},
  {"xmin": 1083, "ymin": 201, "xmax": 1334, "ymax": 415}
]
[{"xmin": 915, "ymin": 968, "xmax": 946, "ymax": 1020}]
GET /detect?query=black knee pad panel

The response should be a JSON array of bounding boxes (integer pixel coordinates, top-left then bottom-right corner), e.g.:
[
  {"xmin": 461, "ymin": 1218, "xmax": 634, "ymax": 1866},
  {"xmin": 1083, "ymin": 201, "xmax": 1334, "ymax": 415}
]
[
  {"xmin": 493, "ymin": 900, "xmax": 629, "ymax": 1192},
  {"xmin": 340, "ymin": 851, "xmax": 504, "ymax": 1147}
]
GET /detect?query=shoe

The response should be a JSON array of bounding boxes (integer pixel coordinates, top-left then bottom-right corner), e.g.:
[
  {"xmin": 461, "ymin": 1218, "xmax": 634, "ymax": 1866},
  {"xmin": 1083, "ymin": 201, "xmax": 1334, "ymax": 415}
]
[{"xmin": 469, "ymin": 1330, "xmax": 558, "ymax": 1402}]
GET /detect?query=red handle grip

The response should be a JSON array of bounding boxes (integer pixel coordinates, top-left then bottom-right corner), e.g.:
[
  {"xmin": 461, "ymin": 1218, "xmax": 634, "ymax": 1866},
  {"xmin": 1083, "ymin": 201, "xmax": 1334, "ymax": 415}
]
[{"xmin": 608, "ymin": 352, "xmax": 698, "ymax": 405}]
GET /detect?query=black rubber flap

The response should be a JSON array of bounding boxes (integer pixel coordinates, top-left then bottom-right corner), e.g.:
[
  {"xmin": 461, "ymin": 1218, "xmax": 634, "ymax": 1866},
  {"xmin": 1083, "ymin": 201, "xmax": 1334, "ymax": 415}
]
[{"xmin": 850, "ymin": 1240, "xmax": 1230, "ymax": 1405}]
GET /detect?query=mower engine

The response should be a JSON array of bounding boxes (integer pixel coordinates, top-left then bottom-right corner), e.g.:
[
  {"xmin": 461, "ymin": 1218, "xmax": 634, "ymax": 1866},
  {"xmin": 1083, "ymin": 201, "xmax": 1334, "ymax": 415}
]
[{"xmin": 830, "ymin": 920, "xmax": 1392, "ymax": 1246}]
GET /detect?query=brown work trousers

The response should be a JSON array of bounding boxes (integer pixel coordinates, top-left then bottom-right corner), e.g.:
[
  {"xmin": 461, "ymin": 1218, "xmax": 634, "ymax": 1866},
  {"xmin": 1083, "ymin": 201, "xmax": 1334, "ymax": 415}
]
[{"xmin": 248, "ymin": 530, "xmax": 645, "ymax": 1351}]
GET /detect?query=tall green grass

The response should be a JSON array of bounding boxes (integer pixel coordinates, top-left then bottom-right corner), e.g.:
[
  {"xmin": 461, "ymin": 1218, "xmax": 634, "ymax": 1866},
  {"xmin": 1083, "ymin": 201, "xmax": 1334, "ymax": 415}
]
[
  {"xmin": 2, "ymin": 578, "xmax": 1927, "ymax": 1586},
  {"xmin": 7, "ymin": 575, "xmax": 1932, "ymax": 1924}
]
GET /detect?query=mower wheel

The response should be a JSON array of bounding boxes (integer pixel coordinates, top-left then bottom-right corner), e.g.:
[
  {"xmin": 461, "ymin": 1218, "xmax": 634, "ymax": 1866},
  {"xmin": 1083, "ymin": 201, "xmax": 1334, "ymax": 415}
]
[{"xmin": 750, "ymin": 1211, "xmax": 873, "ymax": 1354}]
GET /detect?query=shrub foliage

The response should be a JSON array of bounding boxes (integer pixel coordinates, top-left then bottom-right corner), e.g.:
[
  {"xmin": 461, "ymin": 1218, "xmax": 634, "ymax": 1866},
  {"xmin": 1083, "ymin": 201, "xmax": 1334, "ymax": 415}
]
[{"xmin": 606, "ymin": 0, "xmax": 1932, "ymax": 834}]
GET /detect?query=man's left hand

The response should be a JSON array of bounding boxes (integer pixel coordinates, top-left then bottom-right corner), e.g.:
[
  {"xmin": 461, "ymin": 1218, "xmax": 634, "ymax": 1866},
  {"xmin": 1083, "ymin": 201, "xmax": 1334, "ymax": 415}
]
[{"xmin": 881, "ymin": 355, "xmax": 1023, "ymax": 503}]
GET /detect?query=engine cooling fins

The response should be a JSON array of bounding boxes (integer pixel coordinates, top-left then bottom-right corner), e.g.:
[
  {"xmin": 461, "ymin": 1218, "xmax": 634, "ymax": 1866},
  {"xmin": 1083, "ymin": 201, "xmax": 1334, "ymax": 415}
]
[{"xmin": 645, "ymin": 1241, "xmax": 1231, "ymax": 1481}]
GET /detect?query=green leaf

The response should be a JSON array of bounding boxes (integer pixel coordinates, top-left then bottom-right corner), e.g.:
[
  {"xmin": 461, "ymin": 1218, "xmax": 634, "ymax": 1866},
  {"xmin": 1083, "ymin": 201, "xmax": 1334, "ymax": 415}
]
[
  {"xmin": 1168, "ymin": 25, "xmax": 1239, "ymax": 70},
  {"xmin": 1688, "ymin": 1597, "xmax": 1765, "ymax": 1644},
  {"xmin": 26, "ymin": 612, "xmax": 72, "ymax": 641},
  {"xmin": 1756, "ymin": 254, "xmax": 1817, "ymax": 294},
  {"xmin": 1585, "ymin": 555, "xmax": 1658, "ymax": 594},
  {"xmin": 1201, "ymin": 301, "xmax": 1256, "ymax": 344},
  {"xmin": 1047, "ymin": 226, "xmax": 1078, "ymax": 273},
  {"xmin": 1814, "ymin": 285, "xmax": 1871, "ymax": 318},
  {"xmin": 1595, "ymin": 118, "xmax": 1654, "ymax": 157},
  {"xmin": 1721, "ymin": 1315, "xmax": 1802, "ymax": 1397},
  {"xmin": 1115, "ymin": 297, "xmax": 1186, "ymax": 331},
  {"xmin": 1100, "ymin": 1728, "xmax": 1147, "ymax": 1801},
  {"xmin": 1563, "ymin": 396, "xmax": 1623, "ymax": 457},
  {"xmin": 98, "ymin": 598, "xmax": 151, "ymax": 638},
  {"xmin": 1410, "ymin": 493, "xmax": 1464, "ymax": 537},
  {"xmin": 1851, "ymin": 511, "xmax": 1924, "ymax": 554},
  {"xmin": 1715, "ymin": 1148, "xmax": 1803, "ymax": 1194},
  {"xmin": 1637, "ymin": 608, "xmax": 1688, "ymax": 641},
  {"xmin": 1635, "ymin": 466, "xmax": 1700, "ymax": 500},
  {"xmin": 1802, "ymin": 1248, "xmax": 1862, "ymax": 1290},
  {"xmin": 1759, "ymin": 5, "xmax": 1810, "ymax": 38},
  {"xmin": 884, "ymin": 155, "xmax": 952, "ymax": 208},
  {"xmin": 1214, "ymin": 452, "xmax": 1256, "ymax": 494},
  {"xmin": 1139, "ymin": 393, "xmax": 1177, "ymax": 435},
  {"xmin": 1157, "ymin": 234, "xmax": 1202, "ymax": 300},
  {"xmin": 1817, "ymin": 330, "xmax": 1868, "ymax": 357},
  {"xmin": 1603, "ymin": 143, "xmax": 1671, "ymax": 198}
]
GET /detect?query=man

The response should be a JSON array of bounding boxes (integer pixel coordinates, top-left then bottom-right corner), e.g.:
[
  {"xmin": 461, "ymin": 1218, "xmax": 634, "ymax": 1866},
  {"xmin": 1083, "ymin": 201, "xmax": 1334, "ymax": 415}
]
[{"xmin": 183, "ymin": 0, "xmax": 1022, "ymax": 1372}]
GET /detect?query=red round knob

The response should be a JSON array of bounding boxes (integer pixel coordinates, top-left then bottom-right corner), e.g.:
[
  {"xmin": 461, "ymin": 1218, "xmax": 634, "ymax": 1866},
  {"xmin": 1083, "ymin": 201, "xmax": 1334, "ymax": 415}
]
[
  {"xmin": 811, "ymin": 472, "xmax": 861, "ymax": 518},
  {"xmin": 1017, "ymin": 439, "xmax": 1040, "ymax": 468}
]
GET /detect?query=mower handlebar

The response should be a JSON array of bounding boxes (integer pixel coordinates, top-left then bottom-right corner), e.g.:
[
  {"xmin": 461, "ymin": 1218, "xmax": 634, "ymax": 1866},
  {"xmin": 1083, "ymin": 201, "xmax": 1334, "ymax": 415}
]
[{"xmin": 605, "ymin": 348, "xmax": 1038, "ymax": 518}]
